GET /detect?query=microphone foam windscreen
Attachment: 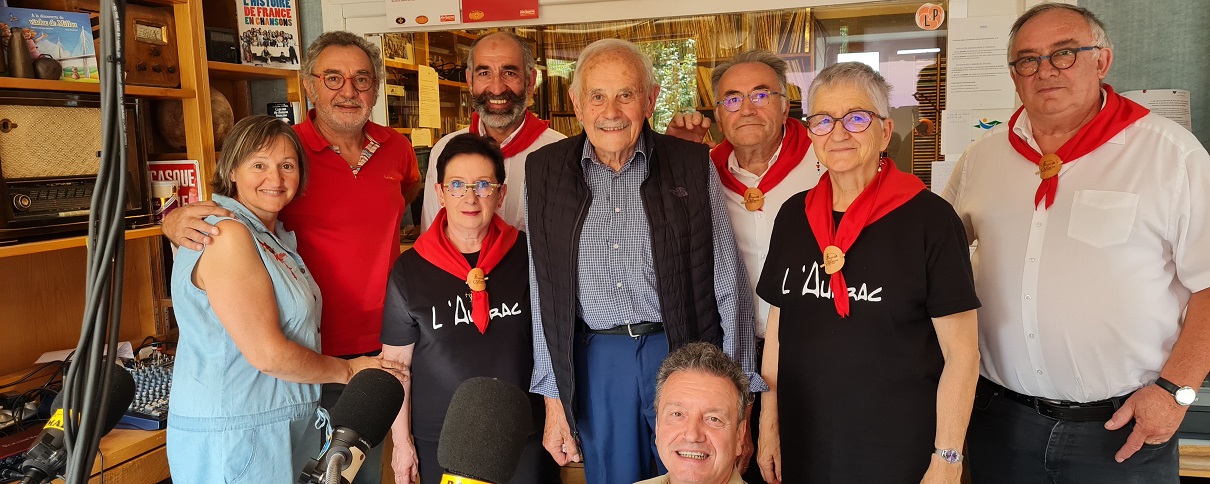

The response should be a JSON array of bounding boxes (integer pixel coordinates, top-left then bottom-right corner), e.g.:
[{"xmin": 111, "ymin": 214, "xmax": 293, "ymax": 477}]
[
  {"xmin": 101, "ymin": 365, "xmax": 136, "ymax": 434},
  {"xmin": 330, "ymin": 368, "xmax": 406, "ymax": 447},
  {"xmin": 438, "ymin": 377, "xmax": 532, "ymax": 484}
]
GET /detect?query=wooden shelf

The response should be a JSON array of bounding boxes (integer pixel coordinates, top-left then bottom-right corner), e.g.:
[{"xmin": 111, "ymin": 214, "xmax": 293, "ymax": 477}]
[
  {"xmin": 393, "ymin": 127, "xmax": 413, "ymax": 134},
  {"xmin": 0, "ymin": 78, "xmax": 192, "ymax": 100},
  {"xmin": 0, "ymin": 226, "xmax": 163, "ymax": 259},
  {"xmin": 208, "ymin": 61, "xmax": 301, "ymax": 81},
  {"xmin": 438, "ymin": 79, "xmax": 468, "ymax": 89},
  {"xmin": 385, "ymin": 59, "xmax": 420, "ymax": 71}
]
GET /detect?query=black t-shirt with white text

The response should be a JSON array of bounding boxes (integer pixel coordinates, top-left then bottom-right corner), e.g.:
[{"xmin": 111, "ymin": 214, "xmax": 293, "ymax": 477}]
[
  {"xmin": 756, "ymin": 190, "xmax": 980, "ymax": 483},
  {"xmin": 381, "ymin": 233, "xmax": 538, "ymax": 442}
]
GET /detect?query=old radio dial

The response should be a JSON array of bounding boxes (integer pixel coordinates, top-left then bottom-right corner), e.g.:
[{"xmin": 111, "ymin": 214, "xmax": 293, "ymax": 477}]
[
  {"xmin": 152, "ymin": 64, "xmax": 163, "ymax": 73},
  {"xmin": 13, "ymin": 194, "xmax": 31, "ymax": 212},
  {"xmin": 136, "ymin": 62, "xmax": 148, "ymax": 71}
]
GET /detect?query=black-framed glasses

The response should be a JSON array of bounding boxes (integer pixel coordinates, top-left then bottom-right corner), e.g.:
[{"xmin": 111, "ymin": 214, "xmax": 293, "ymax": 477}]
[
  {"xmin": 716, "ymin": 89, "xmax": 784, "ymax": 112},
  {"xmin": 442, "ymin": 180, "xmax": 501, "ymax": 198},
  {"xmin": 1008, "ymin": 46, "xmax": 1100, "ymax": 77},
  {"xmin": 310, "ymin": 72, "xmax": 377, "ymax": 92},
  {"xmin": 804, "ymin": 110, "xmax": 886, "ymax": 136}
]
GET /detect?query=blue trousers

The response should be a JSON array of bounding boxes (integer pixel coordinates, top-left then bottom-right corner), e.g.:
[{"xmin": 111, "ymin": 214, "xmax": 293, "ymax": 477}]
[
  {"xmin": 967, "ymin": 379, "xmax": 1179, "ymax": 484},
  {"xmin": 574, "ymin": 331, "xmax": 669, "ymax": 484}
]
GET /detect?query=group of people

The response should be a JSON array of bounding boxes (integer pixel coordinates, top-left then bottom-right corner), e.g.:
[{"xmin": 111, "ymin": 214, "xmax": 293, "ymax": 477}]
[{"xmin": 160, "ymin": 3, "xmax": 1208, "ymax": 484}]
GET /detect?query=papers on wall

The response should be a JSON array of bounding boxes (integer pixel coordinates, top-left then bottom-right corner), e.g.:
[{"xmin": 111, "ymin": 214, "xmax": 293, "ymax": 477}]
[
  {"xmin": 931, "ymin": 155, "xmax": 959, "ymax": 194},
  {"xmin": 418, "ymin": 65, "xmax": 442, "ymax": 129},
  {"xmin": 411, "ymin": 128, "xmax": 433, "ymax": 147},
  {"xmin": 941, "ymin": 108, "xmax": 1015, "ymax": 155},
  {"xmin": 946, "ymin": 15, "xmax": 1017, "ymax": 109},
  {"xmin": 1121, "ymin": 89, "xmax": 1192, "ymax": 132}
]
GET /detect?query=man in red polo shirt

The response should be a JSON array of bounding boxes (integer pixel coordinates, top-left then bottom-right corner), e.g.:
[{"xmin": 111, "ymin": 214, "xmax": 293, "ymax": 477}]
[{"xmin": 162, "ymin": 31, "xmax": 420, "ymax": 482}]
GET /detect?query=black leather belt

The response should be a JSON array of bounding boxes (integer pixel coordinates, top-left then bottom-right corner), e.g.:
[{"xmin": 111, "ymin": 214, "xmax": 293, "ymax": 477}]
[
  {"xmin": 585, "ymin": 321, "xmax": 664, "ymax": 337},
  {"xmin": 982, "ymin": 377, "xmax": 1131, "ymax": 422}
]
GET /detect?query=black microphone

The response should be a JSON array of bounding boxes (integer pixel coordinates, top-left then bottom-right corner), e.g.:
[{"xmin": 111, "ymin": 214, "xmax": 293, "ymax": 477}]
[
  {"xmin": 298, "ymin": 368, "xmax": 405, "ymax": 484},
  {"xmin": 19, "ymin": 365, "xmax": 136, "ymax": 484},
  {"xmin": 438, "ymin": 377, "xmax": 532, "ymax": 484}
]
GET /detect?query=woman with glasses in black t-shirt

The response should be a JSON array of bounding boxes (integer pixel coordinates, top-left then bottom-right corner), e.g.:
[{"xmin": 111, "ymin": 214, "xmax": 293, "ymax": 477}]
[
  {"xmin": 754, "ymin": 63, "xmax": 982, "ymax": 484},
  {"xmin": 381, "ymin": 133, "xmax": 557, "ymax": 484}
]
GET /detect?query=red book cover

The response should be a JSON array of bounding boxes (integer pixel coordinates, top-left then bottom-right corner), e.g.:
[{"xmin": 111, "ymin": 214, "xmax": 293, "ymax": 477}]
[{"xmin": 461, "ymin": 0, "xmax": 538, "ymax": 23}]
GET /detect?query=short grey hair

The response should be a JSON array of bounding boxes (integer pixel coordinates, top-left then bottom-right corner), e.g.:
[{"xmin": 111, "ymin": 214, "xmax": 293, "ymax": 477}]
[
  {"xmin": 711, "ymin": 49, "xmax": 788, "ymax": 101},
  {"xmin": 807, "ymin": 62, "xmax": 892, "ymax": 118},
  {"xmin": 466, "ymin": 31, "xmax": 536, "ymax": 85},
  {"xmin": 570, "ymin": 38, "xmax": 657, "ymax": 100},
  {"xmin": 655, "ymin": 342, "xmax": 752, "ymax": 421},
  {"xmin": 1007, "ymin": 3, "xmax": 1113, "ymax": 55},
  {"xmin": 301, "ymin": 31, "xmax": 385, "ymax": 93}
]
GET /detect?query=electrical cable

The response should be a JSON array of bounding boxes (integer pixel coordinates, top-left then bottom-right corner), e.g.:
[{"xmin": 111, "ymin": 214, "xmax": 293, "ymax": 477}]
[{"xmin": 56, "ymin": 0, "xmax": 129, "ymax": 482}]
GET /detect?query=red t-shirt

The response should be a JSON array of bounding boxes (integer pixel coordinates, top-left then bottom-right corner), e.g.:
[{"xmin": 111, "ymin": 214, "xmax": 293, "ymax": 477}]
[{"xmin": 283, "ymin": 110, "xmax": 420, "ymax": 356}]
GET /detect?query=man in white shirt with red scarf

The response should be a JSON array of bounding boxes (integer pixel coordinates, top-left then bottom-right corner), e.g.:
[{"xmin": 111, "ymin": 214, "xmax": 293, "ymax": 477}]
[
  {"xmin": 421, "ymin": 31, "xmax": 564, "ymax": 231},
  {"xmin": 943, "ymin": 4, "xmax": 1210, "ymax": 483},
  {"xmin": 666, "ymin": 49, "xmax": 821, "ymax": 483}
]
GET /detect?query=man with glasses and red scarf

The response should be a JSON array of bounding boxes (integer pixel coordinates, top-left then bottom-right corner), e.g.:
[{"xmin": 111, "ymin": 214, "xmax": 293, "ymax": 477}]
[
  {"xmin": 162, "ymin": 31, "xmax": 420, "ymax": 484},
  {"xmin": 665, "ymin": 49, "xmax": 820, "ymax": 484},
  {"xmin": 420, "ymin": 31, "xmax": 565, "ymax": 231},
  {"xmin": 943, "ymin": 4, "xmax": 1210, "ymax": 483}
]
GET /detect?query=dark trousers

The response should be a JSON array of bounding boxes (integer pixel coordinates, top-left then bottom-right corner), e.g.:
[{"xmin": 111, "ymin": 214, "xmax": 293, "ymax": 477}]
[
  {"xmin": 574, "ymin": 331, "xmax": 669, "ymax": 484},
  {"xmin": 415, "ymin": 434, "xmax": 559, "ymax": 484},
  {"xmin": 741, "ymin": 338, "xmax": 766, "ymax": 483},
  {"xmin": 320, "ymin": 350, "xmax": 385, "ymax": 484},
  {"xmin": 968, "ymin": 378, "xmax": 1179, "ymax": 484}
]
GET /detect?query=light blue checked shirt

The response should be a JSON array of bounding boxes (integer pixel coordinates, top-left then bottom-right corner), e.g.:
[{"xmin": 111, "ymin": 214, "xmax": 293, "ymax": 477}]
[{"xmin": 528, "ymin": 136, "xmax": 767, "ymax": 398}]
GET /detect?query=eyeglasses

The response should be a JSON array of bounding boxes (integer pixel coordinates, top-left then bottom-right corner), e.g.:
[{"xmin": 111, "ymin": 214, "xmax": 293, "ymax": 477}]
[
  {"xmin": 1008, "ymin": 46, "xmax": 1100, "ymax": 77},
  {"xmin": 716, "ymin": 89, "xmax": 785, "ymax": 112},
  {"xmin": 804, "ymin": 110, "xmax": 886, "ymax": 136},
  {"xmin": 442, "ymin": 180, "xmax": 501, "ymax": 198},
  {"xmin": 310, "ymin": 72, "xmax": 377, "ymax": 92}
]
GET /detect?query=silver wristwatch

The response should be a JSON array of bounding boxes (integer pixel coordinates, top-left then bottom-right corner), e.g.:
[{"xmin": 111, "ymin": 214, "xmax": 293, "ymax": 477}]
[
  {"xmin": 934, "ymin": 448, "xmax": 963, "ymax": 464},
  {"xmin": 1155, "ymin": 377, "xmax": 1197, "ymax": 406}
]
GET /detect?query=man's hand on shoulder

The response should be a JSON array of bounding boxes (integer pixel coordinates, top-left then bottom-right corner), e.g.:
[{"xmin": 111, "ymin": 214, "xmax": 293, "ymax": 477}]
[
  {"xmin": 1105, "ymin": 383, "xmax": 1188, "ymax": 462},
  {"xmin": 666, "ymin": 111, "xmax": 717, "ymax": 149},
  {"xmin": 161, "ymin": 201, "xmax": 234, "ymax": 251}
]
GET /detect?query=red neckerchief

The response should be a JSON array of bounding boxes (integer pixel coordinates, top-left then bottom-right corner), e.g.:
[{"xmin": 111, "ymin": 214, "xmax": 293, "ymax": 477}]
[
  {"xmin": 413, "ymin": 209, "xmax": 519, "ymax": 334},
  {"xmin": 710, "ymin": 119, "xmax": 812, "ymax": 205},
  {"xmin": 804, "ymin": 158, "xmax": 924, "ymax": 317},
  {"xmin": 470, "ymin": 111, "xmax": 549, "ymax": 158},
  {"xmin": 1007, "ymin": 84, "xmax": 1148, "ymax": 210}
]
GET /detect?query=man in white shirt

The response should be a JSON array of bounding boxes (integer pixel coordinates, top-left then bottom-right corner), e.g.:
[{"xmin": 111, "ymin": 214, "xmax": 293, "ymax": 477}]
[
  {"xmin": 942, "ymin": 4, "xmax": 1210, "ymax": 483},
  {"xmin": 420, "ymin": 31, "xmax": 564, "ymax": 231},
  {"xmin": 666, "ymin": 50, "xmax": 821, "ymax": 482},
  {"xmin": 636, "ymin": 342, "xmax": 750, "ymax": 484}
]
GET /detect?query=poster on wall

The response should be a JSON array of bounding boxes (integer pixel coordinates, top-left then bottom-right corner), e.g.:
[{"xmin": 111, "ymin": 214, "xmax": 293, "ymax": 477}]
[
  {"xmin": 235, "ymin": 0, "xmax": 301, "ymax": 69},
  {"xmin": 147, "ymin": 160, "xmax": 203, "ymax": 206},
  {"xmin": 461, "ymin": 0, "xmax": 538, "ymax": 23},
  {"xmin": 384, "ymin": 0, "xmax": 461, "ymax": 29}
]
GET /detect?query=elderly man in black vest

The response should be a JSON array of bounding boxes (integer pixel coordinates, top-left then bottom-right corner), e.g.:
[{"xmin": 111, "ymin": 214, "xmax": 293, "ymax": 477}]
[{"xmin": 525, "ymin": 38, "xmax": 766, "ymax": 484}]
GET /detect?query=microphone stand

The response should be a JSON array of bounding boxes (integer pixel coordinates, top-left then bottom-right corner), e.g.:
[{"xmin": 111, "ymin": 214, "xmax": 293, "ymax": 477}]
[{"xmin": 323, "ymin": 452, "xmax": 346, "ymax": 484}]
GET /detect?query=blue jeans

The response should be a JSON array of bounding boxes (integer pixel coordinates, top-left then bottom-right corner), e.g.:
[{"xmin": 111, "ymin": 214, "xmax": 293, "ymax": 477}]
[{"xmin": 967, "ymin": 378, "xmax": 1178, "ymax": 484}]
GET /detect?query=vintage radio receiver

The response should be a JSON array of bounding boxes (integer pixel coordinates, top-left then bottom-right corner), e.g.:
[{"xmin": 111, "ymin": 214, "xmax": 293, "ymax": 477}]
[
  {"xmin": 0, "ymin": 90, "xmax": 152, "ymax": 243},
  {"xmin": 12, "ymin": 0, "xmax": 181, "ymax": 88}
]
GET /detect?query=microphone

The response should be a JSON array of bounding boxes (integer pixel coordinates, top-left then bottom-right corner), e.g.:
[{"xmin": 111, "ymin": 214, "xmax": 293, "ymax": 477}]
[
  {"xmin": 19, "ymin": 365, "xmax": 136, "ymax": 484},
  {"xmin": 438, "ymin": 377, "xmax": 532, "ymax": 484},
  {"xmin": 298, "ymin": 368, "xmax": 405, "ymax": 484}
]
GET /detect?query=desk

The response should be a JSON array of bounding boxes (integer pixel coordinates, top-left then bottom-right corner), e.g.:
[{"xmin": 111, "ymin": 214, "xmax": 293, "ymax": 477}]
[
  {"xmin": 46, "ymin": 429, "xmax": 168, "ymax": 484},
  {"xmin": 1182, "ymin": 439, "xmax": 1210, "ymax": 478}
]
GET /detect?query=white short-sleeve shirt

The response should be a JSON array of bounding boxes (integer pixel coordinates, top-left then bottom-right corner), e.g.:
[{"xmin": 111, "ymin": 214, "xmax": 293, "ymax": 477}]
[{"xmin": 943, "ymin": 107, "xmax": 1210, "ymax": 402}]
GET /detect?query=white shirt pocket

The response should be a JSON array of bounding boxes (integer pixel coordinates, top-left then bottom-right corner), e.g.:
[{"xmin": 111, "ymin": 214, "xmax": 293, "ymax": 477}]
[{"xmin": 1067, "ymin": 190, "xmax": 1139, "ymax": 248}]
